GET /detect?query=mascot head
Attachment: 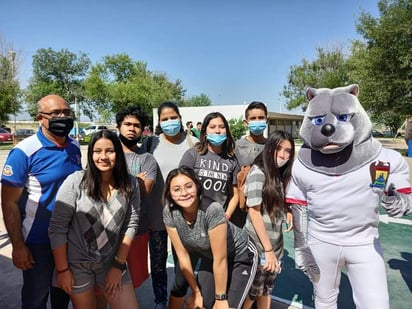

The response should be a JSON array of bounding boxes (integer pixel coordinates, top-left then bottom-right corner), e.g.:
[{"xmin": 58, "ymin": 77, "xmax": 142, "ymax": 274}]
[{"xmin": 300, "ymin": 84, "xmax": 372, "ymax": 154}]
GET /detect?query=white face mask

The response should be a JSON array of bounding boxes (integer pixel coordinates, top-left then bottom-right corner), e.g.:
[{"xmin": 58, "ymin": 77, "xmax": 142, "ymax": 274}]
[{"xmin": 277, "ymin": 158, "xmax": 289, "ymax": 168}]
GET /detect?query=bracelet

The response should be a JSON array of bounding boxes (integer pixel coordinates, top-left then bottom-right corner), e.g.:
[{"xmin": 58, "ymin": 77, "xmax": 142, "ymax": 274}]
[
  {"xmin": 57, "ymin": 267, "xmax": 69, "ymax": 274},
  {"xmin": 111, "ymin": 259, "xmax": 127, "ymax": 271},
  {"xmin": 215, "ymin": 293, "xmax": 228, "ymax": 300},
  {"xmin": 115, "ymin": 256, "xmax": 127, "ymax": 264},
  {"xmin": 264, "ymin": 248, "xmax": 273, "ymax": 253},
  {"xmin": 192, "ymin": 289, "xmax": 200, "ymax": 293}
]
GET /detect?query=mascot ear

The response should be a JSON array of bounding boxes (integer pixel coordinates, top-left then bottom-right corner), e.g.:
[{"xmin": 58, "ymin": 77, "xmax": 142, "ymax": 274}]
[
  {"xmin": 347, "ymin": 84, "xmax": 360, "ymax": 97},
  {"xmin": 306, "ymin": 87, "xmax": 317, "ymax": 101}
]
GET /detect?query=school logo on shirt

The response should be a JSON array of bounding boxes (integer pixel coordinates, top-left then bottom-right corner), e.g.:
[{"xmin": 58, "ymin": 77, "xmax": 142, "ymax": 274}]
[
  {"xmin": 369, "ymin": 161, "xmax": 390, "ymax": 188},
  {"xmin": 2, "ymin": 165, "xmax": 13, "ymax": 177}
]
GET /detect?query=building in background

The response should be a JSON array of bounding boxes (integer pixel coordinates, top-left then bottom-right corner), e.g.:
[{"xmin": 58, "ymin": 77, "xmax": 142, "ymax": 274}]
[{"xmin": 267, "ymin": 112, "xmax": 303, "ymax": 139}]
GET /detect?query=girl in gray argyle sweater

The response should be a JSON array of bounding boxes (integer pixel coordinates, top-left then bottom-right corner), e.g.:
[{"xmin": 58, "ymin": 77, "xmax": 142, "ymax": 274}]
[{"xmin": 49, "ymin": 130, "xmax": 140, "ymax": 309}]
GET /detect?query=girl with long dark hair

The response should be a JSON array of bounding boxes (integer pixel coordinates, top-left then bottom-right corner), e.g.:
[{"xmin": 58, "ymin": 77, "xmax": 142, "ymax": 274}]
[
  {"xmin": 179, "ymin": 112, "xmax": 240, "ymax": 221},
  {"xmin": 49, "ymin": 130, "xmax": 140, "ymax": 308},
  {"xmin": 242, "ymin": 130, "xmax": 295, "ymax": 309}
]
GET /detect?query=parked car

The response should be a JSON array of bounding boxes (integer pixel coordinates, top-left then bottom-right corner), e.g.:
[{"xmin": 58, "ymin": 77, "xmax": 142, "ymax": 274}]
[
  {"xmin": 0, "ymin": 128, "xmax": 13, "ymax": 144},
  {"xmin": 83, "ymin": 125, "xmax": 108, "ymax": 136},
  {"xmin": 14, "ymin": 128, "xmax": 36, "ymax": 141},
  {"xmin": 382, "ymin": 130, "xmax": 395, "ymax": 138},
  {"xmin": 0, "ymin": 125, "xmax": 11, "ymax": 133},
  {"xmin": 372, "ymin": 129, "xmax": 384, "ymax": 137}
]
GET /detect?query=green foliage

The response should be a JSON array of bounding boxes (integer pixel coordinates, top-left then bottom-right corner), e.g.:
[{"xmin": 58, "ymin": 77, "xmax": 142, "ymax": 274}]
[
  {"xmin": 282, "ymin": 47, "xmax": 353, "ymax": 111},
  {"xmin": 228, "ymin": 117, "xmax": 247, "ymax": 140},
  {"xmin": 349, "ymin": 0, "xmax": 412, "ymax": 132},
  {"xmin": 12, "ymin": 46, "xmax": 211, "ymax": 123},
  {"xmin": 0, "ymin": 51, "xmax": 21, "ymax": 123},
  {"xmin": 371, "ymin": 110, "xmax": 404, "ymax": 135},
  {"xmin": 25, "ymin": 48, "xmax": 91, "ymax": 118},
  {"xmin": 180, "ymin": 93, "xmax": 212, "ymax": 107},
  {"xmin": 84, "ymin": 54, "xmax": 186, "ymax": 120},
  {"xmin": 281, "ymin": 0, "xmax": 411, "ymax": 133}
]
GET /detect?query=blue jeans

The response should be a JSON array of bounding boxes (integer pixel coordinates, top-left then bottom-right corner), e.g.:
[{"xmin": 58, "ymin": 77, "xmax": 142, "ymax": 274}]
[
  {"xmin": 149, "ymin": 230, "xmax": 168, "ymax": 305},
  {"xmin": 22, "ymin": 243, "xmax": 69, "ymax": 309}
]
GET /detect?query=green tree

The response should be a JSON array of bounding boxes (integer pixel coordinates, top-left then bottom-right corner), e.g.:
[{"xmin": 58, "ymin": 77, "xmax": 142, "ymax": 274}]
[
  {"xmin": 25, "ymin": 48, "xmax": 91, "ymax": 118},
  {"xmin": 228, "ymin": 117, "xmax": 247, "ymax": 140},
  {"xmin": 349, "ymin": 0, "xmax": 412, "ymax": 131},
  {"xmin": 281, "ymin": 46, "xmax": 353, "ymax": 111},
  {"xmin": 181, "ymin": 93, "xmax": 212, "ymax": 107},
  {"xmin": 84, "ymin": 54, "xmax": 186, "ymax": 118},
  {"xmin": 0, "ymin": 39, "xmax": 21, "ymax": 124}
]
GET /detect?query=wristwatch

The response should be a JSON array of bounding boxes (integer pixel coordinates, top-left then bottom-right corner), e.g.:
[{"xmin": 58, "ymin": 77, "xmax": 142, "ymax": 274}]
[
  {"xmin": 111, "ymin": 258, "xmax": 127, "ymax": 271},
  {"xmin": 215, "ymin": 293, "xmax": 228, "ymax": 300}
]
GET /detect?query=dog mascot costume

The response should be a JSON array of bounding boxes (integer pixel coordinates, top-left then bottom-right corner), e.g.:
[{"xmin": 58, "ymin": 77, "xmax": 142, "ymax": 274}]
[{"xmin": 286, "ymin": 84, "xmax": 411, "ymax": 309}]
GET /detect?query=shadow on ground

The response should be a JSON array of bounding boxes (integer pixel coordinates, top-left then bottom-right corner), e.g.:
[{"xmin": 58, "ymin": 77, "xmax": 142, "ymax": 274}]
[
  {"xmin": 387, "ymin": 252, "xmax": 412, "ymax": 292},
  {"xmin": 275, "ymin": 249, "xmax": 355, "ymax": 308}
]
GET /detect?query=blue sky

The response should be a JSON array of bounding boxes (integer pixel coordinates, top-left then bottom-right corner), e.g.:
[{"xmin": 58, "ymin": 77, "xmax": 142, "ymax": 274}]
[{"xmin": 0, "ymin": 0, "xmax": 379, "ymax": 115}]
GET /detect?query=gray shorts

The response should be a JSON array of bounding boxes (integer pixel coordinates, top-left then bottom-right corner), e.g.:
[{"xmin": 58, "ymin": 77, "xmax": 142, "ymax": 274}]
[{"xmin": 54, "ymin": 262, "xmax": 132, "ymax": 294}]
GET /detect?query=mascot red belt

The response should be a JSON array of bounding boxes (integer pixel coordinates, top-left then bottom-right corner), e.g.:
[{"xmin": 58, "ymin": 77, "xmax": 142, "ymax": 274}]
[{"xmin": 285, "ymin": 84, "xmax": 411, "ymax": 309}]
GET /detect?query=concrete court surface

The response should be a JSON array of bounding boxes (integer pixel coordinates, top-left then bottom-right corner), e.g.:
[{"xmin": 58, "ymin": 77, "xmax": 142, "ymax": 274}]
[{"xmin": 0, "ymin": 138, "xmax": 411, "ymax": 308}]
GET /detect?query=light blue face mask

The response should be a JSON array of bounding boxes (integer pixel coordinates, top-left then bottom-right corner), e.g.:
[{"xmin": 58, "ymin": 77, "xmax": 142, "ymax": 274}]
[
  {"xmin": 160, "ymin": 119, "xmax": 181, "ymax": 136},
  {"xmin": 206, "ymin": 133, "xmax": 227, "ymax": 146},
  {"xmin": 248, "ymin": 120, "xmax": 267, "ymax": 136}
]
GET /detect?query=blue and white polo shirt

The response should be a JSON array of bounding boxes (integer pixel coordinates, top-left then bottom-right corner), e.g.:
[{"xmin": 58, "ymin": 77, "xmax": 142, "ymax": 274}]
[{"xmin": 1, "ymin": 129, "xmax": 82, "ymax": 244}]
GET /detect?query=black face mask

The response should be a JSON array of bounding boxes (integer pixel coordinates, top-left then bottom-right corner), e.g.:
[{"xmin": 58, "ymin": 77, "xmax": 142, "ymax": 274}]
[
  {"xmin": 47, "ymin": 118, "xmax": 74, "ymax": 137},
  {"xmin": 119, "ymin": 134, "xmax": 140, "ymax": 147}
]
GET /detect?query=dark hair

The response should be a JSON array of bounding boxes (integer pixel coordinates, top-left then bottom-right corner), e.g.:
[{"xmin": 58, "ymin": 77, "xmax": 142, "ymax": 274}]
[
  {"xmin": 245, "ymin": 101, "xmax": 268, "ymax": 119},
  {"xmin": 163, "ymin": 166, "xmax": 203, "ymax": 208},
  {"xmin": 253, "ymin": 130, "xmax": 295, "ymax": 219},
  {"xmin": 186, "ymin": 121, "xmax": 193, "ymax": 127},
  {"xmin": 195, "ymin": 112, "xmax": 236, "ymax": 157},
  {"xmin": 115, "ymin": 106, "xmax": 149, "ymax": 128},
  {"xmin": 82, "ymin": 129, "xmax": 132, "ymax": 201},
  {"xmin": 155, "ymin": 101, "xmax": 184, "ymax": 135}
]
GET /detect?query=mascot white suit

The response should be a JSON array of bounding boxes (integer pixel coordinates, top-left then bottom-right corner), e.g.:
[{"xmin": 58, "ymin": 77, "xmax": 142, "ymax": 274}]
[{"xmin": 286, "ymin": 84, "xmax": 411, "ymax": 309}]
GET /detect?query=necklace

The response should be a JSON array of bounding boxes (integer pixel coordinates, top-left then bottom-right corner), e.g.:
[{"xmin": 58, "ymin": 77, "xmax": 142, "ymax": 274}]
[{"xmin": 183, "ymin": 214, "xmax": 196, "ymax": 228}]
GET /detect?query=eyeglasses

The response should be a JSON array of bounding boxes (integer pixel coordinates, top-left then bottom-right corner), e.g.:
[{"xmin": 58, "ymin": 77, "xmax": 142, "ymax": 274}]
[
  {"xmin": 171, "ymin": 182, "xmax": 196, "ymax": 196},
  {"xmin": 39, "ymin": 109, "xmax": 73, "ymax": 118}
]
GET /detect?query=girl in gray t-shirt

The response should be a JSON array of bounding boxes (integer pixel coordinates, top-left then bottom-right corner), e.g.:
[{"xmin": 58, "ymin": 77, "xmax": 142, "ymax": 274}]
[
  {"xmin": 163, "ymin": 166, "xmax": 258, "ymax": 309},
  {"xmin": 179, "ymin": 112, "xmax": 240, "ymax": 224}
]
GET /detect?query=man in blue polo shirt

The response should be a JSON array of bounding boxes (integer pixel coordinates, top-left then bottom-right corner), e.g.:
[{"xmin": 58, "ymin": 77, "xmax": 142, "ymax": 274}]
[{"xmin": 1, "ymin": 94, "xmax": 82, "ymax": 309}]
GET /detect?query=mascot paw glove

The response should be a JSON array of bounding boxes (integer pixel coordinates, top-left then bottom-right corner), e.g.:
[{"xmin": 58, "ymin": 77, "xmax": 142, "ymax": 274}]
[
  {"xmin": 295, "ymin": 246, "xmax": 320, "ymax": 283},
  {"xmin": 382, "ymin": 196, "xmax": 407, "ymax": 217},
  {"xmin": 382, "ymin": 183, "xmax": 410, "ymax": 217}
]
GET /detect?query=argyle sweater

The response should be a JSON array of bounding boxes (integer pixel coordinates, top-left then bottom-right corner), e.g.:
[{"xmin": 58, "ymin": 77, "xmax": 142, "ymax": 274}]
[{"xmin": 49, "ymin": 170, "xmax": 140, "ymax": 265}]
